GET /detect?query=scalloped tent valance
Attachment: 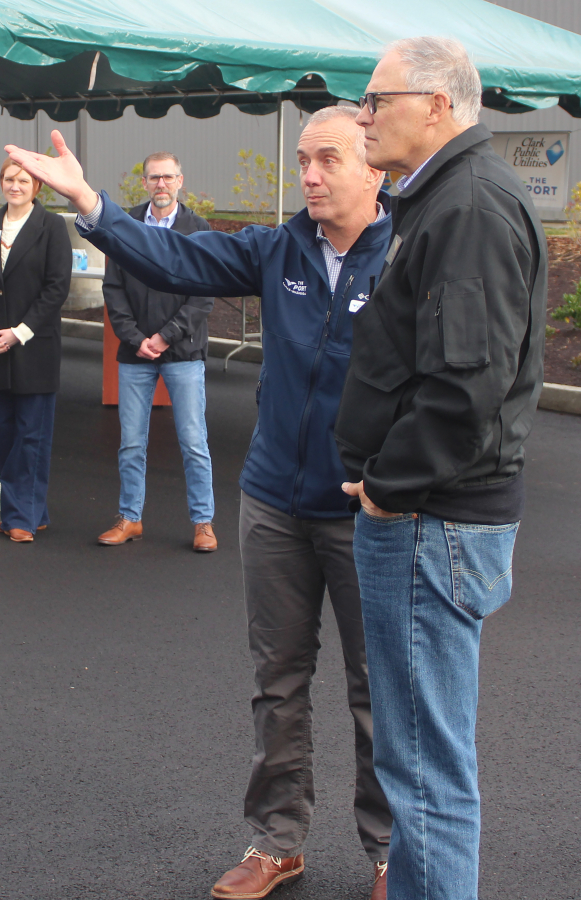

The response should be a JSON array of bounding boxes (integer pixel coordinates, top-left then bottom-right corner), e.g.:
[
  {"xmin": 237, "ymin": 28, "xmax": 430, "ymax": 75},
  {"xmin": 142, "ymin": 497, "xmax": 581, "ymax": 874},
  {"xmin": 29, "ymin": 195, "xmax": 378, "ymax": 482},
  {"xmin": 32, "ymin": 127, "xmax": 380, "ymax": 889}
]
[{"xmin": 1, "ymin": 0, "xmax": 581, "ymax": 121}]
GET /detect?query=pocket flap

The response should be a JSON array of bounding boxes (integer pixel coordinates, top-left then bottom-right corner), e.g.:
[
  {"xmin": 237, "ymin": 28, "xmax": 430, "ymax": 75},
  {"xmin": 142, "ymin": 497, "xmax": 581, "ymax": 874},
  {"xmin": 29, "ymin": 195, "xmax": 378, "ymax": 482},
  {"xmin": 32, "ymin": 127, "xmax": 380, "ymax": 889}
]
[
  {"xmin": 351, "ymin": 300, "xmax": 412, "ymax": 393},
  {"xmin": 440, "ymin": 277, "xmax": 490, "ymax": 369}
]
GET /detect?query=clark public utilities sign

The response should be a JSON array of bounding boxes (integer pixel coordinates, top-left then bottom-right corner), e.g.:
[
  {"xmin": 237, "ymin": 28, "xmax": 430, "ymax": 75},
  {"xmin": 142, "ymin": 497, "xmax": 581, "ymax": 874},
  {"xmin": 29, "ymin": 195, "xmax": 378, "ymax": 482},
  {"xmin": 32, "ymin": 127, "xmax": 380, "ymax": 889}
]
[{"xmin": 490, "ymin": 131, "xmax": 570, "ymax": 211}]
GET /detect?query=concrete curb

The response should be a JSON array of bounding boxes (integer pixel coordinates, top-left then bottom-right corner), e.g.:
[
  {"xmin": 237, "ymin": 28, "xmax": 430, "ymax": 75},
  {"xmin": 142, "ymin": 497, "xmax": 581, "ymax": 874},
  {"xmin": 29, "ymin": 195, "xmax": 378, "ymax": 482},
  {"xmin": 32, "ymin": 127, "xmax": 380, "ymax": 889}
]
[
  {"xmin": 60, "ymin": 320, "xmax": 581, "ymax": 413},
  {"xmin": 62, "ymin": 318, "xmax": 104, "ymax": 341},
  {"xmin": 205, "ymin": 336, "xmax": 263, "ymax": 363},
  {"xmin": 61, "ymin": 318, "xmax": 263, "ymax": 363},
  {"xmin": 538, "ymin": 382, "xmax": 581, "ymax": 416}
]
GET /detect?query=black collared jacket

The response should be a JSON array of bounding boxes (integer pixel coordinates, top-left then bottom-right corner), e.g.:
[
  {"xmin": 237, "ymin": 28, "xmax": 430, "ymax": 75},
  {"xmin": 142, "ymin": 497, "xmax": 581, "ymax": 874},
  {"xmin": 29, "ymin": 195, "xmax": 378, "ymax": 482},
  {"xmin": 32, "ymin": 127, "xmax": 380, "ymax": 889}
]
[
  {"xmin": 0, "ymin": 200, "xmax": 71, "ymax": 394},
  {"xmin": 335, "ymin": 124, "xmax": 547, "ymax": 524},
  {"xmin": 103, "ymin": 201, "xmax": 213, "ymax": 363}
]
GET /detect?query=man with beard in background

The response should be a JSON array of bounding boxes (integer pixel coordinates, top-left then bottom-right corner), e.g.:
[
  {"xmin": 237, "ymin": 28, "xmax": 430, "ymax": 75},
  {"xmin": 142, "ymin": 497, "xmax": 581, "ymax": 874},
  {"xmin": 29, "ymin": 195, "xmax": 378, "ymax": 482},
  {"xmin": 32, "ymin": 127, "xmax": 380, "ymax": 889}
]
[{"xmin": 97, "ymin": 152, "xmax": 216, "ymax": 552}]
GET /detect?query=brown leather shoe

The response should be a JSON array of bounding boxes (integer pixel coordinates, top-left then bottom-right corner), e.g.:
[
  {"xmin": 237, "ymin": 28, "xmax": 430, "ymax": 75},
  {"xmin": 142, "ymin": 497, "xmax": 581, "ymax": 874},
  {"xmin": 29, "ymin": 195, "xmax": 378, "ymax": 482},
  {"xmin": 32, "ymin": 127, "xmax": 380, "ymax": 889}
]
[
  {"xmin": 98, "ymin": 516, "xmax": 143, "ymax": 546},
  {"xmin": 193, "ymin": 522, "xmax": 217, "ymax": 552},
  {"xmin": 211, "ymin": 847, "xmax": 304, "ymax": 899},
  {"xmin": 1, "ymin": 527, "xmax": 34, "ymax": 542},
  {"xmin": 370, "ymin": 861, "xmax": 388, "ymax": 900}
]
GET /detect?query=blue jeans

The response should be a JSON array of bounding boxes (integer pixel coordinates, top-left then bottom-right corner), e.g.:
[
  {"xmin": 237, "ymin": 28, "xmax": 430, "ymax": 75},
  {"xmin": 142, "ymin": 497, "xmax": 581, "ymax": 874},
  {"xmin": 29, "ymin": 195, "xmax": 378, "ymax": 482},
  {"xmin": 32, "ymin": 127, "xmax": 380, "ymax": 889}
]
[
  {"xmin": 118, "ymin": 360, "xmax": 214, "ymax": 524},
  {"xmin": 0, "ymin": 391, "xmax": 55, "ymax": 533},
  {"xmin": 353, "ymin": 511, "xmax": 519, "ymax": 900}
]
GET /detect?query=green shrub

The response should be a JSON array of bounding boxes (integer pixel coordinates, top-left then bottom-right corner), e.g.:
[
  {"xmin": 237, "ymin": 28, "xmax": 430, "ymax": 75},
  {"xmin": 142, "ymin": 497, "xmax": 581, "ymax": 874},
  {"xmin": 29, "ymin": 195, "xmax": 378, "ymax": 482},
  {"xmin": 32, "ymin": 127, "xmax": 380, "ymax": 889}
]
[
  {"xmin": 37, "ymin": 147, "xmax": 56, "ymax": 207},
  {"xmin": 551, "ymin": 280, "xmax": 581, "ymax": 328},
  {"xmin": 183, "ymin": 191, "xmax": 215, "ymax": 218},
  {"xmin": 545, "ymin": 325, "xmax": 558, "ymax": 337},
  {"xmin": 230, "ymin": 149, "xmax": 296, "ymax": 222},
  {"xmin": 118, "ymin": 163, "xmax": 148, "ymax": 208},
  {"xmin": 565, "ymin": 181, "xmax": 581, "ymax": 245}
]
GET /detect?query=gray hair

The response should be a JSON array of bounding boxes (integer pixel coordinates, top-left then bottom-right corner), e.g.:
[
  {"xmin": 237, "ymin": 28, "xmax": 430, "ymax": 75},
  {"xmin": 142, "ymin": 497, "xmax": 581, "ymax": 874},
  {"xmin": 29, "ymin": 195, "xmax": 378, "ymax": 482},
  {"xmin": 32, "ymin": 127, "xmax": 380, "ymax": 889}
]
[
  {"xmin": 304, "ymin": 105, "xmax": 366, "ymax": 164},
  {"xmin": 143, "ymin": 151, "xmax": 182, "ymax": 176},
  {"xmin": 387, "ymin": 36, "xmax": 481, "ymax": 126}
]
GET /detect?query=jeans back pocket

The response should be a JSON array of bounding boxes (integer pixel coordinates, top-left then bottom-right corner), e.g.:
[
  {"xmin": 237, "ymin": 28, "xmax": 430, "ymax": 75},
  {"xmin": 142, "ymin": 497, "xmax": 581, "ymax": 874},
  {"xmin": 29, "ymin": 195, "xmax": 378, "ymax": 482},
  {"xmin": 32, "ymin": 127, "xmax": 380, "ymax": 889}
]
[{"xmin": 444, "ymin": 521, "xmax": 519, "ymax": 620}]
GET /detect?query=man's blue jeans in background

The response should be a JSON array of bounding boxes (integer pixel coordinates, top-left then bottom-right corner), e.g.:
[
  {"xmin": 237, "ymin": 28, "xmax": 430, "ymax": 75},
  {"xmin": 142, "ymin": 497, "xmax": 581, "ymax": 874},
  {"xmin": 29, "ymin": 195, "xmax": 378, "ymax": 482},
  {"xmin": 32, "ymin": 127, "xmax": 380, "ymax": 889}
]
[
  {"xmin": 118, "ymin": 360, "xmax": 214, "ymax": 524},
  {"xmin": 353, "ymin": 511, "xmax": 519, "ymax": 900}
]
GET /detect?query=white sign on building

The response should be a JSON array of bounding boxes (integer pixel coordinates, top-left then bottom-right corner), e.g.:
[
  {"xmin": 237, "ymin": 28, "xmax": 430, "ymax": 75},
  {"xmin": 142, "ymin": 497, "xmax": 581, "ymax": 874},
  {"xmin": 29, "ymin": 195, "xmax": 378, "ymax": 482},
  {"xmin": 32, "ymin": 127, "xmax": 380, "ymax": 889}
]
[{"xmin": 490, "ymin": 131, "xmax": 570, "ymax": 212}]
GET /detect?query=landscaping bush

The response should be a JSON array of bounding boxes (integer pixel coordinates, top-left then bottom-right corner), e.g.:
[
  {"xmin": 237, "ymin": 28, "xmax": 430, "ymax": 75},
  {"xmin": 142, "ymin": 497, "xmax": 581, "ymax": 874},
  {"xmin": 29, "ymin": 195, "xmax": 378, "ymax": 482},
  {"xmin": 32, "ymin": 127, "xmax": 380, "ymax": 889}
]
[
  {"xmin": 37, "ymin": 147, "xmax": 56, "ymax": 207},
  {"xmin": 118, "ymin": 163, "xmax": 148, "ymax": 208},
  {"xmin": 552, "ymin": 279, "xmax": 581, "ymax": 329},
  {"xmin": 230, "ymin": 149, "xmax": 296, "ymax": 222}
]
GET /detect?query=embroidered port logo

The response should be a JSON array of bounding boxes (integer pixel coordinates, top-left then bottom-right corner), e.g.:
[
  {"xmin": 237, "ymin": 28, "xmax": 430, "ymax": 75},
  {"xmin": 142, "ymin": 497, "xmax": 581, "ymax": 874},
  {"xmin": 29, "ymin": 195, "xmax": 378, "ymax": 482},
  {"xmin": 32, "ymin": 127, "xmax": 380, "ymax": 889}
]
[
  {"xmin": 349, "ymin": 293, "xmax": 369, "ymax": 313},
  {"xmin": 283, "ymin": 278, "xmax": 307, "ymax": 296}
]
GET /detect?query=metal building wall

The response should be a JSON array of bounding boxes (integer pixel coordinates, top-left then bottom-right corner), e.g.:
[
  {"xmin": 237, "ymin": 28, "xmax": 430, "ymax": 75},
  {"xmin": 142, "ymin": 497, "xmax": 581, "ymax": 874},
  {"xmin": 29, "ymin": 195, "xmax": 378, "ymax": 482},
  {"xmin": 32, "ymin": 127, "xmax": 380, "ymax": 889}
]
[
  {"xmin": 85, "ymin": 101, "xmax": 307, "ymax": 212},
  {"xmin": 488, "ymin": 0, "xmax": 581, "ymax": 32},
  {"xmin": 0, "ymin": 103, "xmax": 306, "ymax": 212}
]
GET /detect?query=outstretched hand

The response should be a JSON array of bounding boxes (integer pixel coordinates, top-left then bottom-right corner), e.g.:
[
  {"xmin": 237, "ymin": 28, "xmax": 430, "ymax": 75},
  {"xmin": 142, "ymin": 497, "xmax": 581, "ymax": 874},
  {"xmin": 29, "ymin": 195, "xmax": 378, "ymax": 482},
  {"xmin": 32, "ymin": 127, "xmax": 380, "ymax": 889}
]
[{"xmin": 4, "ymin": 130, "xmax": 99, "ymax": 215}]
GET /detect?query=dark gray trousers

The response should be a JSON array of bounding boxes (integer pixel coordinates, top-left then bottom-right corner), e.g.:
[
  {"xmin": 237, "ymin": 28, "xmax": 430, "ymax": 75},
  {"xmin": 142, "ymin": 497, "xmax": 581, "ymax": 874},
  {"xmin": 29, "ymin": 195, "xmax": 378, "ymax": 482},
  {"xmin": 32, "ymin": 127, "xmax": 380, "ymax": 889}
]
[{"xmin": 240, "ymin": 491, "xmax": 392, "ymax": 860}]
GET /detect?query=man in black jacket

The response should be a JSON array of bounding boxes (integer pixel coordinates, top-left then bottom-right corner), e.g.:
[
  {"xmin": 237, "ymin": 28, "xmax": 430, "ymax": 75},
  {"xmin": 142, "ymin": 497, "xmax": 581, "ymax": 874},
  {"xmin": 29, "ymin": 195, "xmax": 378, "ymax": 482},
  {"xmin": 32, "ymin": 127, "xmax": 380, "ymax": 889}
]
[
  {"xmin": 98, "ymin": 152, "xmax": 216, "ymax": 552},
  {"xmin": 336, "ymin": 37, "xmax": 547, "ymax": 900}
]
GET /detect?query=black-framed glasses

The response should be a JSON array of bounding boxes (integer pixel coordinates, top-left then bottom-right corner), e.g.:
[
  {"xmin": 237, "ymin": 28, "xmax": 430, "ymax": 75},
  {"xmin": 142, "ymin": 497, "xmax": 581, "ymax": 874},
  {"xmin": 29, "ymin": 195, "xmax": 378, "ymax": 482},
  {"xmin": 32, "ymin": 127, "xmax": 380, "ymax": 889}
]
[
  {"xmin": 146, "ymin": 174, "xmax": 178, "ymax": 185},
  {"xmin": 358, "ymin": 91, "xmax": 436, "ymax": 114}
]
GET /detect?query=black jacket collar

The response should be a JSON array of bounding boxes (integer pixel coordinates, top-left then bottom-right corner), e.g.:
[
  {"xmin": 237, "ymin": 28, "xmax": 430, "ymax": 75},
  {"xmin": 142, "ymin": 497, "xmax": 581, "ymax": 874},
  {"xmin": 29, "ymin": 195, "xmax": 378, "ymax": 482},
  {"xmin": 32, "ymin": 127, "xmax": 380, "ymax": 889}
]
[
  {"xmin": 0, "ymin": 199, "xmax": 45, "ymax": 281},
  {"xmin": 398, "ymin": 123, "xmax": 493, "ymax": 199}
]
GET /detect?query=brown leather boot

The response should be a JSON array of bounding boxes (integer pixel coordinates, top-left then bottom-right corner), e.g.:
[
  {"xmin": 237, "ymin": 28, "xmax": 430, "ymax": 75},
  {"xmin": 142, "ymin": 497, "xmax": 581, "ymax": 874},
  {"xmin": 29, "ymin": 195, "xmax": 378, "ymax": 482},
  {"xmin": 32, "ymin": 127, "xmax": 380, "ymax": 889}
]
[
  {"xmin": 98, "ymin": 516, "xmax": 143, "ymax": 546},
  {"xmin": 1, "ymin": 527, "xmax": 34, "ymax": 542},
  {"xmin": 193, "ymin": 522, "xmax": 217, "ymax": 552},
  {"xmin": 370, "ymin": 861, "xmax": 388, "ymax": 900},
  {"xmin": 211, "ymin": 847, "xmax": 304, "ymax": 899}
]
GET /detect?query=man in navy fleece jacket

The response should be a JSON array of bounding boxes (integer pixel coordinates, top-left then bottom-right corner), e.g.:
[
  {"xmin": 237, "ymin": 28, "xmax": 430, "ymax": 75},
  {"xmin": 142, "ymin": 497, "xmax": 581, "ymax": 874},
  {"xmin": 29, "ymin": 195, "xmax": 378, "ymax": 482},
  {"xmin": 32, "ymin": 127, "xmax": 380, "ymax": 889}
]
[{"xmin": 7, "ymin": 106, "xmax": 393, "ymax": 900}]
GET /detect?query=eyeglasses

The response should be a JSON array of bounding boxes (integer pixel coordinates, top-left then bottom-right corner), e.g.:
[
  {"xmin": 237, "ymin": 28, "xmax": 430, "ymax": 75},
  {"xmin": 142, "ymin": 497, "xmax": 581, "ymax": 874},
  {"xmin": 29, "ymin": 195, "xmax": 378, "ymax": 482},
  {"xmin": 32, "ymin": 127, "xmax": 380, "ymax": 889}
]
[
  {"xmin": 358, "ymin": 92, "xmax": 436, "ymax": 114},
  {"xmin": 145, "ymin": 174, "xmax": 178, "ymax": 185}
]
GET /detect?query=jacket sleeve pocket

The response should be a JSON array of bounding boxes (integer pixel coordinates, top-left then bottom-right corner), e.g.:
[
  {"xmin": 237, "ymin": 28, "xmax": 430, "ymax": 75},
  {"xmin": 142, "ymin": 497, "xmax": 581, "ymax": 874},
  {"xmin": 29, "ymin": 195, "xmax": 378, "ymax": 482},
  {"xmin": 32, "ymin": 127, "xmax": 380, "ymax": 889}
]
[{"xmin": 439, "ymin": 276, "xmax": 490, "ymax": 369}]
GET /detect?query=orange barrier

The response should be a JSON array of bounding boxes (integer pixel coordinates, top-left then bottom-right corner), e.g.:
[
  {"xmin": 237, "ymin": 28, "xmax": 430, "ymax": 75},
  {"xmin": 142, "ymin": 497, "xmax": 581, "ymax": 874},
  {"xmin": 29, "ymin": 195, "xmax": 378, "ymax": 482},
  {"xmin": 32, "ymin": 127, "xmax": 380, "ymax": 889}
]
[{"xmin": 102, "ymin": 305, "xmax": 171, "ymax": 406}]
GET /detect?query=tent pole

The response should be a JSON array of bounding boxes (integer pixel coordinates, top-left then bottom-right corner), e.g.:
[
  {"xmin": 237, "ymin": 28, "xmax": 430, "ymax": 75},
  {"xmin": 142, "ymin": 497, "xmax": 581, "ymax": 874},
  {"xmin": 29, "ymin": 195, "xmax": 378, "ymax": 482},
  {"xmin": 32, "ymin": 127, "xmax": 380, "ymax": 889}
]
[
  {"xmin": 69, "ymin": 110, "xmax": 88, "ymax": 211},
  {"xmin": 276, "ymin": 95, "xmax": 284, "ymax": 226},
  {"xmin": 75, "ymin": 110, "xmax": 88, "ymax": 171}
]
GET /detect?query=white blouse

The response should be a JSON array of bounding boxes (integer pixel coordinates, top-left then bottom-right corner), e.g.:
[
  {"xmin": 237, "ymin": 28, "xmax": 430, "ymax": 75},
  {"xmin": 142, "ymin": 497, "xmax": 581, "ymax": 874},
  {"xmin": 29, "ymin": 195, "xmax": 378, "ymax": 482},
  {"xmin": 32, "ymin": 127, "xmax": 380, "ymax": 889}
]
[
  {"xmin": 1, "ymin": 206, "xmax": 34, "ymax": 270},
  {"xmin": 1, "ymin": 206, "xmax": 35, "ymax": 345}
]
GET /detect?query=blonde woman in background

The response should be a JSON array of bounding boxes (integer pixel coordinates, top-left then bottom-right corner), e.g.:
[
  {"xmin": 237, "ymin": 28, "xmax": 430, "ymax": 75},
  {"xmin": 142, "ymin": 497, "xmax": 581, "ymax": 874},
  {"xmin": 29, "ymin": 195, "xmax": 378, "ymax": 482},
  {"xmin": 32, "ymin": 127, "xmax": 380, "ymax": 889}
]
[{"xmin": 0, "ymin": 159, "xmax": 71, "ymax": 542}]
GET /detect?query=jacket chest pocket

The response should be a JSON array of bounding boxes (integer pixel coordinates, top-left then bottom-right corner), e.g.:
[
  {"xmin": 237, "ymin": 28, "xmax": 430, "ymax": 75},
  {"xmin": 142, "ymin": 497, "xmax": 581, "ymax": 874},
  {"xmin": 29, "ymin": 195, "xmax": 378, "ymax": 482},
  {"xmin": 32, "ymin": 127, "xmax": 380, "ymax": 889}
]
[
  {"xmin": 351, "ymin": 299, "xmax": 412, "ymax": 392},
  {"xmin": 417, "ymin": 276, "xmax": 490, "ymax": 373}
]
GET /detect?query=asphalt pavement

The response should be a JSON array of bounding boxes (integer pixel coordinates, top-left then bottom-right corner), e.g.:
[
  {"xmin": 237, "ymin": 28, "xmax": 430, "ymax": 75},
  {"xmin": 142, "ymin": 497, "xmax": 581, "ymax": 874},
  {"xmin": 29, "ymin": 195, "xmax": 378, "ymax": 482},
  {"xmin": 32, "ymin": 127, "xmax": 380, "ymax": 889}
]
[{"xmin": 1, "ymin": 337, "xmax": 580, "ymax": 900}]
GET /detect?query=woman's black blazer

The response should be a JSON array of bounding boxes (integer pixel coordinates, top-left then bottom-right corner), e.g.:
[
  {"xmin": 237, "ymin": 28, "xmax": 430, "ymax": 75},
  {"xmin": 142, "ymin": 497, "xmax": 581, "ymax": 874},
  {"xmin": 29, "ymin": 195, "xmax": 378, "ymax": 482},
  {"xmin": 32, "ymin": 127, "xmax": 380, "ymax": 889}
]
[{"xmin": 0, "ymin": 200, "xmax": 72, "ymax": 394}]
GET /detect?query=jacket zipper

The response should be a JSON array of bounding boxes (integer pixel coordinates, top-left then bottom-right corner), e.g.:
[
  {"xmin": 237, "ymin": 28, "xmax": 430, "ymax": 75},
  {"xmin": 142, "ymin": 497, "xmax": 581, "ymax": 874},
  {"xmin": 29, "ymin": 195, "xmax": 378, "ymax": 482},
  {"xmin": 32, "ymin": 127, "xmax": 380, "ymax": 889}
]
[
  {"xmin": 434, "ymin": 291, "xmax": 444, "ymax": 351},
  {"xmin": 290, "ymin": 271, "xmax": 356, "ymax": 515},
  {"xmin": 333, "ymin": 274, "xmax": 355, "ymax": 341},
  {"xmin": 290, "ymin": 288, "xmax": 336, "ymax": 515}
]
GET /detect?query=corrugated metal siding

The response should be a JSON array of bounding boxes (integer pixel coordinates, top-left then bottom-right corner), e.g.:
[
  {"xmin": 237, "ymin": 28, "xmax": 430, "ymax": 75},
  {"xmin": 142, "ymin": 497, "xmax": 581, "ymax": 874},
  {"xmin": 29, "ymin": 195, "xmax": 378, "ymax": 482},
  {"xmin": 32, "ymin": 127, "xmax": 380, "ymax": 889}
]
[
  {"xmin": 0, "ymin": 104, "xmax": 307, "ymax": 211},
  {"xmin": 85, "ymin": 101, "xmax": 306, "ymax": 211},
  {"xmin": 489, "ymin": 0, "xmax": 581, "ymax": 32}
]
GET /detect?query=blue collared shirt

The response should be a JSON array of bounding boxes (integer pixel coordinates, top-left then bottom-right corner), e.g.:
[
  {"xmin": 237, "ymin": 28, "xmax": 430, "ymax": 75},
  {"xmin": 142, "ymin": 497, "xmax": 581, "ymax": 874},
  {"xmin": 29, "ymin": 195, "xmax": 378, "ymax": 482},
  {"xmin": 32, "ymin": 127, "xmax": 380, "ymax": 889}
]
[
  {"xmin": 397, "ymin": 153, "xmax": 436, "ymax": 192},
  {"xmin": 316, "ymin": 202, "xmax": 387, "ymax": 293},
  {"xmin": 144, "ymin": 201, "xmax": 179, "ymax": 229}
]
